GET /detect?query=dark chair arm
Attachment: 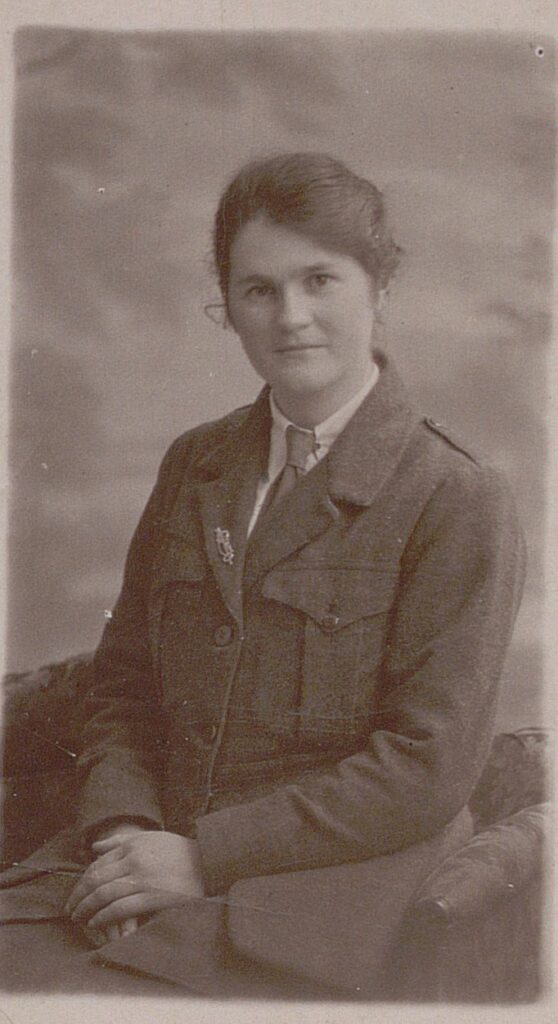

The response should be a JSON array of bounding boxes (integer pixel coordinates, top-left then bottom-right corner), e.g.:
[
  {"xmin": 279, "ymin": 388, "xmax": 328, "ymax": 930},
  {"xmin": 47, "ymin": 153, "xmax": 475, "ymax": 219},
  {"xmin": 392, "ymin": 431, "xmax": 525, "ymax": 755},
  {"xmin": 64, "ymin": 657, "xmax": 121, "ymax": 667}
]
[
  {"xmin": 2, "ymin": 654, "xmax": 93, "ymax": 776},
  {"xmin": 411, "ymin": 802, "xmax": 548, "ymax": 925},
  {"xmin": 1, "ymin": 654, "xmax": 93, "ymax": 867},
  {"xmin": 391, "ymin": 803, "xmax": 547, "ymax": 1001},
  {"xmin": 469, "ymin": 729, "xmax": 549, "ymax": 830}
]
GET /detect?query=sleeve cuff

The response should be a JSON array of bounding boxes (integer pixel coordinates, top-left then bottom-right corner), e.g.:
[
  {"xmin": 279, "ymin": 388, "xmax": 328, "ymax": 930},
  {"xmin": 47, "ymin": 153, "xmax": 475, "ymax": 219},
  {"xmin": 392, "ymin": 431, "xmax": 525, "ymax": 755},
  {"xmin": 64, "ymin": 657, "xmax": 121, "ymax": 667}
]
[
  {"xmin": 195, "ymin": 797, "xmax": 303, "ymax": 895},
  {"xmin": 83, "ymin": 815, "xmax": 163, "ymax": 850}
]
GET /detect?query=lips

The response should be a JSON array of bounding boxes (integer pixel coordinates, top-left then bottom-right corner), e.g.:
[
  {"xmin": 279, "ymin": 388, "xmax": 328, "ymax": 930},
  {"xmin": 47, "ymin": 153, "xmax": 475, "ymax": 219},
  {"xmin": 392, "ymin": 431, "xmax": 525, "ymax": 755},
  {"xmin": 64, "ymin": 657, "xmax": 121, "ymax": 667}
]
[{"xmin": 274, "ymin": 343, "xmax": 326, "ymax": 353}]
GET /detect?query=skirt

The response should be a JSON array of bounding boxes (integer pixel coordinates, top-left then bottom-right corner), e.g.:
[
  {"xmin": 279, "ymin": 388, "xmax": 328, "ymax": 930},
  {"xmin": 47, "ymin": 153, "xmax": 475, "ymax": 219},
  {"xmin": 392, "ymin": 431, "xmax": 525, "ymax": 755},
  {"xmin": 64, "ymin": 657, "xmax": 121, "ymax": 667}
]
[{"xmin": 0, "ymin": 809, "xmax": 473, "ymax": 998}]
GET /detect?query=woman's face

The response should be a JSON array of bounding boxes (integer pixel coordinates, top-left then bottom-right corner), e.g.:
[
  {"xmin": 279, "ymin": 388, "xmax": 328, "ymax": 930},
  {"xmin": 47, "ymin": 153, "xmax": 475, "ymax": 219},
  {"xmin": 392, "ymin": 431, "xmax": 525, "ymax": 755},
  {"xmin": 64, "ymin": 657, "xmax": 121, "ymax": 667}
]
[{"xmin": 227, "ymin": 216, "xmax": 379, "ymax": 426}]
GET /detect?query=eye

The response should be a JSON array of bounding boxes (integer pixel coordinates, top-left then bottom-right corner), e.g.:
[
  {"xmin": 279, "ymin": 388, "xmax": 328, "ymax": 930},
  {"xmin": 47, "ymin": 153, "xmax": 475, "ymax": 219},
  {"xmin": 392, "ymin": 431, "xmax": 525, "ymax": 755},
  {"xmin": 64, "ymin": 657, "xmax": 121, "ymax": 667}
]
[
  {"xmin": 307, "ymin": 273, "xmax": 334, "ymax": 290},
  {"xmin": 245, "ymin": 283, "xmax": 274, "ymax": 299}
]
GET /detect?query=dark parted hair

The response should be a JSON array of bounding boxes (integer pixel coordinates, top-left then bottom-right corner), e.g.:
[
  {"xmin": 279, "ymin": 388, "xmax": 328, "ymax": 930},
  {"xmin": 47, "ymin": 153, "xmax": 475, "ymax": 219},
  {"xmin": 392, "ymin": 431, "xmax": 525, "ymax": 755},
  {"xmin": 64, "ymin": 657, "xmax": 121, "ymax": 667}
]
[{"xmin": 213, "ymin": 152, "xmax": 402, "ymax": 304}]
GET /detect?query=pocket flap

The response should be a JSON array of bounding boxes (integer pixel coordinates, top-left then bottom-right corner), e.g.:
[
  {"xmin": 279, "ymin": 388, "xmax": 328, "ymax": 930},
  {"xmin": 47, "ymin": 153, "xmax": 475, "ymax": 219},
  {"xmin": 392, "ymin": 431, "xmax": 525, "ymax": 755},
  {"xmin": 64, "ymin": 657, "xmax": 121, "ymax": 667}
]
[{"xmin": 261, "ymin": 567, "xmax": 398, "ymax": 629}]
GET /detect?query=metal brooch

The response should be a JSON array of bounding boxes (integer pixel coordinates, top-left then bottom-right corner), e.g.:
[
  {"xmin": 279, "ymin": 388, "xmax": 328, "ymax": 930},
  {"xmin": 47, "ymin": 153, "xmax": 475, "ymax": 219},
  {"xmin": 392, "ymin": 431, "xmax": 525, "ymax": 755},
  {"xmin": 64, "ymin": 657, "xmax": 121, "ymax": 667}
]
[{"xmin": 214, "ymin": 526, "xmax": 235, "ymax": 565}]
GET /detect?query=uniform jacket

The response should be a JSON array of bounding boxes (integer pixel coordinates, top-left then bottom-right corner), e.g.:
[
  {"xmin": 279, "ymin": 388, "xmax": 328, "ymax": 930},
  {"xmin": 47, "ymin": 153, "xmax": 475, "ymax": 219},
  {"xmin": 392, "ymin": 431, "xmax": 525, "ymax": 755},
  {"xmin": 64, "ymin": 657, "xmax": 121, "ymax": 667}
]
[{"xmin": 77, "ymin": 349, "xmax": 526, "ymax": 899}]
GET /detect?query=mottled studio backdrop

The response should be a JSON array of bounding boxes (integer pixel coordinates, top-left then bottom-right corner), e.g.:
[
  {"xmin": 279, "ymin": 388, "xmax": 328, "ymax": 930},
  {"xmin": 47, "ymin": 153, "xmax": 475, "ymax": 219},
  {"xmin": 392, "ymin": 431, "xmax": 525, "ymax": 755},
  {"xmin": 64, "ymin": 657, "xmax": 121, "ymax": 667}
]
[{"xmin": 8, "ymin": 28, "xmax": 554, "ymax": 731}]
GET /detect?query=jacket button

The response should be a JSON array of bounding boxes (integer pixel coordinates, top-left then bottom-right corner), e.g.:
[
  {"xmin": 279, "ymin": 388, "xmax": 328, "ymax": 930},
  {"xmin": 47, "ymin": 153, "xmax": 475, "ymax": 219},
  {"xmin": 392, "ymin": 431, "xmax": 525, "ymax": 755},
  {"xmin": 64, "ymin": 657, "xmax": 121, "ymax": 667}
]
[
  {"xmin": 214, "ymin": 624, "xmax": 233, "ymax": 646},
  {"xmin": 320, "ymin": 613, "xmax": 340, "ymax": 632}
]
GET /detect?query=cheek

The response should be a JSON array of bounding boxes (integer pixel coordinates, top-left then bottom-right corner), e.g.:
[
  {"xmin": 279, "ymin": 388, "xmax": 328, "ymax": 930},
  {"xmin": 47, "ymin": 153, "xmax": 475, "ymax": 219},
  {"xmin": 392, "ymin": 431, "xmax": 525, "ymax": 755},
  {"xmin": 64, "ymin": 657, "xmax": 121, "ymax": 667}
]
[
  {"xmin": 229, "ymin": 301, "xmax": 261, "ymax": 335},
  {"xmin": 321, "ymin": 306, "xmax": 365, "ymax": 341},
  {"xmin": 231, "ymin": 317, "xmax": 274, "ymax": 372},
  {"xmin": 230, "ymin": 304, "xmax": 274, "ymax": 345},
  {"xmin": 329, "ymin": 295, "xmax": 375, "ymax": 340}
]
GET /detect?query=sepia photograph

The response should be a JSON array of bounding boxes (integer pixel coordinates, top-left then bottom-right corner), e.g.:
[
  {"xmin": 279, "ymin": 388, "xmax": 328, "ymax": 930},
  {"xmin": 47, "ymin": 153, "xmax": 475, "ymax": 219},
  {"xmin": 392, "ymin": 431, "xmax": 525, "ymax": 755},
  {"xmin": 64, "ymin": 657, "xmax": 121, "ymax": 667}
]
[{"xmin": 0, "ymin": 3, "xmax": 555, "ymax": 1021}]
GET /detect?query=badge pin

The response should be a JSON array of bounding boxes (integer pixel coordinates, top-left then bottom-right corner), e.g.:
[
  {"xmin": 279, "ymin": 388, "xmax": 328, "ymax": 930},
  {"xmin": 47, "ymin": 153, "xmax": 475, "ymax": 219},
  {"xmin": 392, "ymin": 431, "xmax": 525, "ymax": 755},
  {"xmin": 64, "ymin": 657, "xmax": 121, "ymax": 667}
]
[{"xmin": 214, "ymin": 527, "xmax": 235, "ymax": 565}]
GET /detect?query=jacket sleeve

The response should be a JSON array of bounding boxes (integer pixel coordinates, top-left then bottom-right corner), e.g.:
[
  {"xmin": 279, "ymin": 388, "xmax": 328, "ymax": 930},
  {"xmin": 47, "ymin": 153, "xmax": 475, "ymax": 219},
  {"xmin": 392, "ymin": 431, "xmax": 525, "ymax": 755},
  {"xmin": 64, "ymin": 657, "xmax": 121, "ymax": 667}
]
[
  {"xmin": 76, "ymin": 440, "xmax": 186, "ymax": 841},
  {"xmin": 195, "ymin": 463, "xmax": 527, "ymax": 895}
]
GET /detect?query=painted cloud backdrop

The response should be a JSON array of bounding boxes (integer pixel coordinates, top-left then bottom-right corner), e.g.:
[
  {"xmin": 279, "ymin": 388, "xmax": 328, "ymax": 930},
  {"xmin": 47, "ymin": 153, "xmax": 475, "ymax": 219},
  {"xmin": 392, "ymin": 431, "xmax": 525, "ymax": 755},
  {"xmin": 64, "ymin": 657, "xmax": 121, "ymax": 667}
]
[{"xmin": 9, "ymin": 29, "xmax": 554, "ymax": 730}]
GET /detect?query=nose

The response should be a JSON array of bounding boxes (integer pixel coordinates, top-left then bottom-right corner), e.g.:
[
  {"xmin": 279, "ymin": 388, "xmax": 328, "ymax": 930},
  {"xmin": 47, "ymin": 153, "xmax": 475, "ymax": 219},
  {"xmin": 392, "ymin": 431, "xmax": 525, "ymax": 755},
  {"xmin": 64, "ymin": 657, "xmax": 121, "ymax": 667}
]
[{"xmin": 275, "ymin": 286, "xmax": 312, "ymax": 331}]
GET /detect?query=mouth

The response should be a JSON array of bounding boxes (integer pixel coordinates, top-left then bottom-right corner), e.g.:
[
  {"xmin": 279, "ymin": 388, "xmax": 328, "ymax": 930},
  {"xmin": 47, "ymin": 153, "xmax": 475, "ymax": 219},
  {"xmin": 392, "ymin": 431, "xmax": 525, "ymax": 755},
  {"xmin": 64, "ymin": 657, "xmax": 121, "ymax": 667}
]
[{"xmin": 274, "ymin": 343, "xmax": 326, "ymax": 354}]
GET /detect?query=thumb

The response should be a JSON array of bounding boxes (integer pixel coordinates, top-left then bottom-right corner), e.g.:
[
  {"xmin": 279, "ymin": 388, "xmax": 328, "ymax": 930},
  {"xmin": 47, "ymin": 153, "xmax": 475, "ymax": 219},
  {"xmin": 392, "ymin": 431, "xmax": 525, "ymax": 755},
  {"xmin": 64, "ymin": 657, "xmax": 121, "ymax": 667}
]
[{"xmin": 91, "ymin": 835, "xmax": 125, "ymax": 853}]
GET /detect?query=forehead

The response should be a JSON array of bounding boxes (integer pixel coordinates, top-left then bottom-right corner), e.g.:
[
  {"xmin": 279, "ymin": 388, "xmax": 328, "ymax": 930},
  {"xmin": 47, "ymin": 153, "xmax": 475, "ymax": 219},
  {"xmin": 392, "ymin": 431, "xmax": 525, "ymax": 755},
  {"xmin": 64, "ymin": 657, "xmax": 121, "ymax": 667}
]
[{"xmin": 229, "ymin": 216, "xmax": 361, "ymax": 280}]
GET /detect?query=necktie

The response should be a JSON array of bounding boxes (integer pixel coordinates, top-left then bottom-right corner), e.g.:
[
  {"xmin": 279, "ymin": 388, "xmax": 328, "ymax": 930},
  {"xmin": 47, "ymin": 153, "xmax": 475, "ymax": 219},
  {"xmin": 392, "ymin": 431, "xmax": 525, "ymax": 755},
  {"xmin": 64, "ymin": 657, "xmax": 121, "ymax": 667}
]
[{"xmin": 259, "ymin": 424, "xmax": 316, "ymax": 519}]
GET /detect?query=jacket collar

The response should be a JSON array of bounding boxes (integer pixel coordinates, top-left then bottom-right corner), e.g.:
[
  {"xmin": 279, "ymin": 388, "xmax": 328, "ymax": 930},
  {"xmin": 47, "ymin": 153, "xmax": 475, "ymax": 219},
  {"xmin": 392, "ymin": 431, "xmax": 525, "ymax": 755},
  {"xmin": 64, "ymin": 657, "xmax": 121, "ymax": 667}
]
[
  {"xmin": 194, "ymin": 349, "xmax": 418, "ymax": 507},
  {"xmin": 193, "ymin": 386, "xmax": 272, "ymax": 484},
  {"xmin": 325, "ymin": 348, "xmax": 420, "ymax": 507}
]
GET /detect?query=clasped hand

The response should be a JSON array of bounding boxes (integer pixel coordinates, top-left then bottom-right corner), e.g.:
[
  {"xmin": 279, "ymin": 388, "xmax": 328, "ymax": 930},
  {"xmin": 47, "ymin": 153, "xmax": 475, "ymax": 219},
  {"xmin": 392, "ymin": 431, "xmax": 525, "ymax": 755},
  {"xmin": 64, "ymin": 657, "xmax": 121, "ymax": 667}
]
[{"xmin": 65, "ymin": 829, "xmax": 204, "ymax": 941}]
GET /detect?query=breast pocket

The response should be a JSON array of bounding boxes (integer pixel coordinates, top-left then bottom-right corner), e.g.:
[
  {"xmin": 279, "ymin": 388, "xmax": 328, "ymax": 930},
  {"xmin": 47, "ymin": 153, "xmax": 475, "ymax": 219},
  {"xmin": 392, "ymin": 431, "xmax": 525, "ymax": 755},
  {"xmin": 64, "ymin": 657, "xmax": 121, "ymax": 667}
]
[
  {"xmin": 148, "ymin": 534, "xmax": 207, "ymax": 695},
  {"xmin": 262, "ymin": 566, "xmax": 398, "ymax": 741}
]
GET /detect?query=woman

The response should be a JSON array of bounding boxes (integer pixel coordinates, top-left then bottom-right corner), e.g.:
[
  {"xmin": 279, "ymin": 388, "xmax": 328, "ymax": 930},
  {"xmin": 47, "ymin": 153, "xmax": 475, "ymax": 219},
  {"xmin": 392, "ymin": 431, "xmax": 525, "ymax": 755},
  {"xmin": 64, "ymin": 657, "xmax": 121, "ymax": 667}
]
[{"xmin": 0, "ymin": 153, "xmax": 526, "ymax": 996}]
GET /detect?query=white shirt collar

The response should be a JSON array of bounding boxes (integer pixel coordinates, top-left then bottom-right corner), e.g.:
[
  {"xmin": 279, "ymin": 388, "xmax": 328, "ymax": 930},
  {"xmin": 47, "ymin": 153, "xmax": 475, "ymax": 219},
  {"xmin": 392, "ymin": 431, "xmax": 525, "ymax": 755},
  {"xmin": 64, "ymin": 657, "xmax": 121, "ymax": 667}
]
[{"xmin": 266, "ymin": 361, "xmax": 379, "ymax": 483}]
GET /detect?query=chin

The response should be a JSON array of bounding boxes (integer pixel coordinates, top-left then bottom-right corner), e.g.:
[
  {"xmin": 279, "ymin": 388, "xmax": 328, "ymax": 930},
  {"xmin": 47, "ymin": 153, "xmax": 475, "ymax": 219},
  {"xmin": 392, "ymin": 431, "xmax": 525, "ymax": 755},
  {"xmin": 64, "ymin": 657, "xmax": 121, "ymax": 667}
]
[
  {"xmin": 273, "ymin": 378, "xmax": 331, "ymax": 402},
  {"xmin": 273, "ymin": 362, "xmax": 333, "ymax": 390}
]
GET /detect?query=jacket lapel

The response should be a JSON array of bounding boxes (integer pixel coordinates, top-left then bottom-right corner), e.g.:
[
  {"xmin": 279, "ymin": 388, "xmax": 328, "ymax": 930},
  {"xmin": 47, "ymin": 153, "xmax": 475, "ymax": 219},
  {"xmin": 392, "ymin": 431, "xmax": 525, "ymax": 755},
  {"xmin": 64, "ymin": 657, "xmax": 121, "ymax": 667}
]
[
  {"xmin": 194, "ymin": 391, "xmax": 271, "ymax": 622},
  {"xmin": 245, "ymin": 351, "xmax": 420, "ymax": 584},
  {"xmin": 244, "ymin": 458, "xmax": 340, "ymax": 586}
]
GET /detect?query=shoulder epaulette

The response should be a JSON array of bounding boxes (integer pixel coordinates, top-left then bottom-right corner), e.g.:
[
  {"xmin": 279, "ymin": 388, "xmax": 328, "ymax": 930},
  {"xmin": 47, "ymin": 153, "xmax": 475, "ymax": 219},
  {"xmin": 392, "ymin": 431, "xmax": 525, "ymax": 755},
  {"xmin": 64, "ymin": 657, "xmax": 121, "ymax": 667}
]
[{"xmin": 423, "ymin": 416, "xmax": 482, "ymax": 465}]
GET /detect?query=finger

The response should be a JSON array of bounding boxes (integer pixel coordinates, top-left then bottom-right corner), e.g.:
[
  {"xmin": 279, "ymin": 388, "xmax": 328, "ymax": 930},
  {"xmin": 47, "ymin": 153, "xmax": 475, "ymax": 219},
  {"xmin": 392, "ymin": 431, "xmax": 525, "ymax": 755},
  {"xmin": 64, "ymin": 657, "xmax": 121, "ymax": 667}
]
[
  {"xmin": 92, "ymin": 836, "xmax": 129, "ymax": 853},
  {"xmin": 78, "ymin": 924, "xmax": 105, "ymax": 949},
  {"xmin": 88, "ymin": 890, "xmax": 186, "ymax": 930},
  {"xmin": 92, "ymin": 826, "xmax": 152, "ymax": 854},
  {"xmin": 71, "ymin": 877, "xmax": 141, "ymax": 923},
  {"xmin": 92, "ymin": 823, "xmax": 147, "ymax": 848},
  {"xmin": 120, "ymin": 917, "xmax": 139, "ymax": 937},
  {"xmin": 65, "ymin": 858, "xmax": 129, "ymax": 915},
  {"xmin": 89, "ymin": 845, "xmax": 127, "ymax": 867},
  {"xmin": 91, "ymin": 920, "xmax": 137, "ymax": 944}
]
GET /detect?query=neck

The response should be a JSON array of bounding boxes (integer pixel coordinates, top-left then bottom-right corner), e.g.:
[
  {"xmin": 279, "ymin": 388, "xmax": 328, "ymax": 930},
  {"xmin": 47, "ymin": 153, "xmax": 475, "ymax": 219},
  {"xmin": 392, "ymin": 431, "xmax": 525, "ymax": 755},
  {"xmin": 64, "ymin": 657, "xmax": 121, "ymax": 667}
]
[{"xmin": 272, "ymin": 369, "xmax": 377, "ymax": 429}]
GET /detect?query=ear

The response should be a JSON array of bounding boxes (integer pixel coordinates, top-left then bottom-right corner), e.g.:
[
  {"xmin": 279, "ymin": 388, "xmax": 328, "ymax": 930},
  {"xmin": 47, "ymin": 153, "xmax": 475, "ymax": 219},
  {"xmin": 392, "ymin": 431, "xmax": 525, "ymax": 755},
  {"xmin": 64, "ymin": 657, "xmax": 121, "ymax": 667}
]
[{"xmin": 203, "ymin": 303, "xmax": 229, "ymax": 330}]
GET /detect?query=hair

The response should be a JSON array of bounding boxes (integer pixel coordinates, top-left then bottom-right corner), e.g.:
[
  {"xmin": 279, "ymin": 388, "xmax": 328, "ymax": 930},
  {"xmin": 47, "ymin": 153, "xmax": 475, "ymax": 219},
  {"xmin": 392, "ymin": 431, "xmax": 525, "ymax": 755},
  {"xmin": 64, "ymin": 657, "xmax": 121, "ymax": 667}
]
[{"xmin": 213, "ymin": 152, "xmax": 402, "ymax": 305}]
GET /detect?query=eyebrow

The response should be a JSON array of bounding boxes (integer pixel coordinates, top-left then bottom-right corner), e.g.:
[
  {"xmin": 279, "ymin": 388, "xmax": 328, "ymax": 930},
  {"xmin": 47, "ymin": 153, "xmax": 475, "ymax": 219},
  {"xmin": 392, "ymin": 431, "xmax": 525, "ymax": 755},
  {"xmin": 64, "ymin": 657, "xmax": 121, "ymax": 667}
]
[{"xmin": 234, "ymin": 263, "xmax": 338, "ymax": 286}]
